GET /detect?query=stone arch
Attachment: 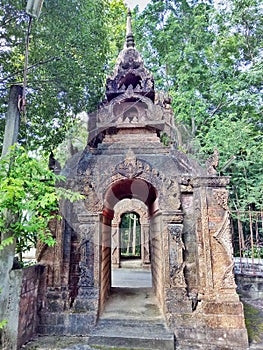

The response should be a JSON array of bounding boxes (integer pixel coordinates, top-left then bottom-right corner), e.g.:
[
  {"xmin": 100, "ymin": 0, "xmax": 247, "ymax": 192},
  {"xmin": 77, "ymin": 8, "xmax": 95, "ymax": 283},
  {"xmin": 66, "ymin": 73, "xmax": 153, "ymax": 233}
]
[
  {"xmin": 99, "ymin": 176, "xmax": 166, "ymax": 314},
  {"xmin": 102, "ymin": 176, "xmax": 159, "ymax": 218},
  {"xmin": 97, "ymin": 149, "xmax": 181, "ymax": 216},
  {"xmin": 111, "ymin": 199, "xmax": 150, "ymax": 268},
  {"xmin": 112, "ymin": 198, "xmax": 148, "ymax": 225}
]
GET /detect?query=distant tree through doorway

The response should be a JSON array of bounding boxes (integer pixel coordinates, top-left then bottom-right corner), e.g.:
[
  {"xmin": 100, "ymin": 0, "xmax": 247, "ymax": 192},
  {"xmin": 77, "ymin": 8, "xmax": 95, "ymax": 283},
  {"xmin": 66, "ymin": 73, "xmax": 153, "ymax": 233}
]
[{"xmin": 120, "ymin": 212, "xmax": 141, "ymax": 259}]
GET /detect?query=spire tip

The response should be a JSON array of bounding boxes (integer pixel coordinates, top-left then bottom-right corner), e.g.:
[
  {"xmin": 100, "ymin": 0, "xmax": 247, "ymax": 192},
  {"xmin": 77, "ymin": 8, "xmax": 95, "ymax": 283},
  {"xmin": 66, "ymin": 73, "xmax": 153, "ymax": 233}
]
[{"xmin": 126, "ymin": 8, "xmax": 135, "ymax": 48}]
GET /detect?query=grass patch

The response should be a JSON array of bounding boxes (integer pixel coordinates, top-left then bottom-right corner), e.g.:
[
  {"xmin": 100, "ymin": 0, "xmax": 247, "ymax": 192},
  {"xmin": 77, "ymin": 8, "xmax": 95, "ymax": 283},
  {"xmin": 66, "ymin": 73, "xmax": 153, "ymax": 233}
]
[{"xmin": 243, "ymin": 302, "xmax": 263, "ymax": 343}]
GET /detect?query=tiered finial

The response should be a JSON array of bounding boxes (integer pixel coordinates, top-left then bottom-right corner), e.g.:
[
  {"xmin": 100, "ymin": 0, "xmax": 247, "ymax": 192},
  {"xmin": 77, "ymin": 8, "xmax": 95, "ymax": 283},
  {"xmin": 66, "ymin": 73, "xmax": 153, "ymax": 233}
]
[{"xmin": 126, "ymin": 9, "xmax": 135, "ymax": 48}]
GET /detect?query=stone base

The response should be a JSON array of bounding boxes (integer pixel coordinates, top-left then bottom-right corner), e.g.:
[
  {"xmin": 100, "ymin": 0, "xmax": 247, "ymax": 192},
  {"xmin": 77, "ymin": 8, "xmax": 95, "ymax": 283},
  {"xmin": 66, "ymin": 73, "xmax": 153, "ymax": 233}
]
[
  {"xmin": 171, "ymin": 299, "xmax": 249, "ymax": 350},
  {"xmin": 175, "ymin": 327, "xmax": 249, "ymax": 350},
  {"xmin": 38, "ymin": 312, "xmax": 97, "ymax": 336},
  {"xmin": 89, "ymin": 318, "xmax": 175, "ymax": 350}
]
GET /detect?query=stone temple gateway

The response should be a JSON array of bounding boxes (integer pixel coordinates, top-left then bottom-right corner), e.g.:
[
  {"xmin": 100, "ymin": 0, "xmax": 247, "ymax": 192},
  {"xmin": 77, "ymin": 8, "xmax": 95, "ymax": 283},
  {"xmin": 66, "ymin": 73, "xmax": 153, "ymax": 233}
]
[{"xmin": 38, "ymin": 12, "xmax": 248, "ymax": 350}]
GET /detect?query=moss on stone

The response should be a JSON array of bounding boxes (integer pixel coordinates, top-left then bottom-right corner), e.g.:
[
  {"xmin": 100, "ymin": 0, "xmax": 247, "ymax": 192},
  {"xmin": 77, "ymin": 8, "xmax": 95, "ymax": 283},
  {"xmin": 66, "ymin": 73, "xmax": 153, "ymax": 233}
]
[{"xmin": 243, "ymin": 302, "xmax": 263, "ymax": 344}]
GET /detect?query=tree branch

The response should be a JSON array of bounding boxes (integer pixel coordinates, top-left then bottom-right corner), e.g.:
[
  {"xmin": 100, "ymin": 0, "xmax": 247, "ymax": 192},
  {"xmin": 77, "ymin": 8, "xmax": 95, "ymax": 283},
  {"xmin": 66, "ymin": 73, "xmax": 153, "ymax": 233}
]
[{"xmin": 0, "ymin": 56, "xmax": 61, "ymax": 84}]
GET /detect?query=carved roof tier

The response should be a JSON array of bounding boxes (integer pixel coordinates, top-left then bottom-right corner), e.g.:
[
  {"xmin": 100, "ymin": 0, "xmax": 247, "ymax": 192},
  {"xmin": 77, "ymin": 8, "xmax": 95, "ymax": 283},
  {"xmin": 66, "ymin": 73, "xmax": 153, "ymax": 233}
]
[
  {"xmin": 105, "ymin": 10, "xmax": 155, "ymax": 102},
  {"xmin": 87, "ymin": 10, "xmax": 177, "ymax": 148}
]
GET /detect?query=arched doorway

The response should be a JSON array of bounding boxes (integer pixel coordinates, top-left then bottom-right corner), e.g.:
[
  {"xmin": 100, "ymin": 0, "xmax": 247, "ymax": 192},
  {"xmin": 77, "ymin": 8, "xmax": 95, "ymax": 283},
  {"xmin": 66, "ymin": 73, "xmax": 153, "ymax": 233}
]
[
  {"xmin": 99, "ymin": 178, "xmax": 165, "ymax": 316},
  {"xmin": 111, "ymin": 198, "xmax": 150, "ymax": 269}
]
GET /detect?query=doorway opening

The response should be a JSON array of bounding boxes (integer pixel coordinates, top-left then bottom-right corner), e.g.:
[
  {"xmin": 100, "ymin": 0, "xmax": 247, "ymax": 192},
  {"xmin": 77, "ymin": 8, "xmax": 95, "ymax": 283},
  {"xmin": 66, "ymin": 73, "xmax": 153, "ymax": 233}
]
[
  {"xmin": 120, "ymin": 212, "xmax": 141, "ymax": 261},
  {"xmin": 99, "ymin": 179, "xmax": 165, "ymax": 320}
]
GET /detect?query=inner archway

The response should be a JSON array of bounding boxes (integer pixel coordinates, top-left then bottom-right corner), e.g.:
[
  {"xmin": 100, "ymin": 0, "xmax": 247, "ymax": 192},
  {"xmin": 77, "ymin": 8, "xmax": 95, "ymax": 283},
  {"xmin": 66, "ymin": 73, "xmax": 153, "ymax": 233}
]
[
  {"xmin": 111, "ymin": 198, "xmax": 151, "ymax": 270},
  {"xmin": 120, "ymin": 212, "xmax": 141, "ymax": 260}
]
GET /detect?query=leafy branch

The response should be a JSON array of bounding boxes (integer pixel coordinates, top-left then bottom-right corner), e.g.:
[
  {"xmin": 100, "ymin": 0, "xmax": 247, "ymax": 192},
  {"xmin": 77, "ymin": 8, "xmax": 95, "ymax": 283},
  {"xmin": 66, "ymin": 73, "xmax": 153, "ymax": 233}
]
[{"xmin": 0, "ymin": 145, "xmax": 83, "ymax": 255}]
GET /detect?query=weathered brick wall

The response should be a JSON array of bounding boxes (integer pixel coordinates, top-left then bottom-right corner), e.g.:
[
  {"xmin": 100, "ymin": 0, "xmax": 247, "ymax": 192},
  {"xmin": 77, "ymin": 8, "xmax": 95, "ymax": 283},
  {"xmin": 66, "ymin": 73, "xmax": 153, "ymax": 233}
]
[
  {"xmin": 68, "ymin": 229, "xmax": 81, "ymax": 308},
  {"xmin": 17, "ymin": 265, "xmax": 45, "ymax": 349},
  {"xmin": 150, "ymin": 213, "xmax": 164, "ymax": 310},
  {"xmin": 181, "ymin": 192, "xmax": 198, "ymax": 289},
  {"xmin": 99, "ymin": 216, "xmax": 111, "ymax": 313}
]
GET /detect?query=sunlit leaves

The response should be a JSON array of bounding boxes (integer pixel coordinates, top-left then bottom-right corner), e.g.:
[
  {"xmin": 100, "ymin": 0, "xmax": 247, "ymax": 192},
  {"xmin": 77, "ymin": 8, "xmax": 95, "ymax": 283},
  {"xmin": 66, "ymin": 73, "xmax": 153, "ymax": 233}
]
[
  {"xmin": 135, "ymin": 0, "xmax": 263, "ymax": 210},
  {"xmin": 0, "ymin": 146, "xmax": 83, "ymax": 253}
]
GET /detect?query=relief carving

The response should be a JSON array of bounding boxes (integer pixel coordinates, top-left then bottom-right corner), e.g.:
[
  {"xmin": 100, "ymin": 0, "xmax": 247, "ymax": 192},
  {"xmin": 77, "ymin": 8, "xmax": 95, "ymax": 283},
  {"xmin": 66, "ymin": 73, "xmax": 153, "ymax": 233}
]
[
  {"xmin": 170, "ymin": 262, "xmax": 186, "ymax": 287},
  {"xmin": 213, "ymin": 189, "xmax": 229, "ymax": 210},
  {"xmin": 222, "ymin": 262, "xmax": 236, "ymax": 289},
  {"xmin": 168, "ymin": 224, "xmax": 186, "ymax": 288},
  {"xmin": 115, "ymin": 149, "xmax": 150, "ymax": 179},
  {"xmin": 192, "ymin": 176, "xmax": 230, "ymax": 188},
  {"xmin": 161, "ymin": 178, "xmax": 181, "ymax": 210},
  {"xmin": 169, "ymin": 224, "xmax": 185, "ymax": 249},
  {"xmin": 82, "ymin": 176, "xmax": 103, "ymax": 212},
  {"xmin": 106, "ymin": 47, "xmax": 154, "ymax": 100},
  {"xmin": 97, "ymin": 106, "xmax": 111, "ymax": 123},
  {"xmin": 78, "ymin": 237, "xmax": 94, "ymax": 290},
  {"xmin": 206, "ymin": 149, "xmax": 219, "ymax": 175},
  {"xmin": 213, "ymin": 212, "xmax": 236, "ymax": 288},
  {"xmin": 78, "ymin": 261, "xmax": 93, "ymax": 288}
]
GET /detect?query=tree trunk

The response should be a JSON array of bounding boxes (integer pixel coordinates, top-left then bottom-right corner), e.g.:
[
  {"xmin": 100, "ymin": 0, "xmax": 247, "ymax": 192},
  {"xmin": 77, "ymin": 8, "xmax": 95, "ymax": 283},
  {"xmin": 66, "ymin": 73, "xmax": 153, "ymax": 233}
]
[
  {"xmin": 132, "ymin": 215, "xmax": 136, "ymax": 256},
  {"xmin": 0, "ymin": 85, "xmax": 22, "ymax": 349},
  {"xmin": 1, "ymin": 85, "xmax": 22, "ymax": 158}
]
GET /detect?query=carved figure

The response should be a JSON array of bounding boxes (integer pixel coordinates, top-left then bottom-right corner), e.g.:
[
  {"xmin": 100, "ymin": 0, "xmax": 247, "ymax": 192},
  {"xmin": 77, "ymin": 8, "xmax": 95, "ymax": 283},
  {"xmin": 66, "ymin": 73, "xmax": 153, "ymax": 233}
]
[
  {"xmin": 213, "ymin": 212, "xmax": 236, "ymax": 288},
  {"xmin": 168, "ymin": 224, "xmax": 186, "ymax": 288},
  {"xmin": 206, "ymin": 148, "xmax": 219, "ymax": 175},
  {"xmin": 170, "ymin": 262, "xmax": 186, "ymax": 287},
  {"xmin": 213, "ymin": 189, "xmax": 229, "ymax": 210},
  {"xmin": 78, "ymin": 262, "xmax": 93, "ymax": 288},
  {"xmin": 163, "ymin": 178, "xmax": 181, "ymax": 210}
]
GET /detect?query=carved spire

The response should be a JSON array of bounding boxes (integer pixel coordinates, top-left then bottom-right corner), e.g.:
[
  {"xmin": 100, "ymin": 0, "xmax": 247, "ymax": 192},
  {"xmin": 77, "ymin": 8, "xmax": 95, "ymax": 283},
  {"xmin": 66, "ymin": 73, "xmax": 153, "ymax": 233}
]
[
  {"xmin": 126, "ymin": 9, "xmax": 135, "ymax": 48},
  {"xmin": 105, "ymin": 8, "xmax": 155, "ymax": 102}
]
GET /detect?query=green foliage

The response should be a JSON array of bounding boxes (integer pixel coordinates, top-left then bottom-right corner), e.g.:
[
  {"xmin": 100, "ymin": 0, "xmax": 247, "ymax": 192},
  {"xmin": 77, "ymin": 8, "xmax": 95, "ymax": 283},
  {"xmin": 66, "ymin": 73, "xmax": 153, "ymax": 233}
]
[
  {"xmin": 0, "ymin": 146, "xmax": 83, "ymax": 254},
  {"xmin": 106, "ymin": 0, "xmax": 127, "ymax": 69},
  {"xmin": 0, "ymin": 236, "xmax": 14, "ymax": 251},
  {"xmin": 0, "ymin": 0, "xmax": 110, "ymax": 151},
  {"xmin": 0, "ymin": 287, "xmax": 7, "ymax": 330},
  {"xmin": 0, "ymin": 319, "xmax": 8, "ymax": 330},
  {"xmin": 135, "ymin": 0, "xmax": 263, "ymax": 210},
  {"xmin": 120, "ymin": 213, "xmax": 141, "ymax": 257},
  {"xmin": 242, "ymin": 247, "xmax": 263, "ymax": 259},
  {"xmin": 200, "ymin": 115, "xmax": 263, "ymax": 209}
]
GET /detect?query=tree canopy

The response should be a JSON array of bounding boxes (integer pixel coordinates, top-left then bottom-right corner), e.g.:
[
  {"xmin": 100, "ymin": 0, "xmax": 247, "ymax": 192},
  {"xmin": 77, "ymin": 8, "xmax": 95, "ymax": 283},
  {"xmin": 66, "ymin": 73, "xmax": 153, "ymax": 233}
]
[
  {"xmin": 134, "ymin": 0, "xmax": 263, "ymax": 210},
  {"xmin": 0, "ymin": 0, "xmax": 110, "ymax": 151}
]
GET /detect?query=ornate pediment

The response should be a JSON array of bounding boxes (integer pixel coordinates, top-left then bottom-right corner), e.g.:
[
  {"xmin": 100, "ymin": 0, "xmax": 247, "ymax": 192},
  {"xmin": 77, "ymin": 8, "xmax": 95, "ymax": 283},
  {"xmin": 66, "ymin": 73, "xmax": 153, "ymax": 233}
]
[
  {"xmin": 115, "ymin": 149, "xmax": 148, "ymax": 179},
  {"xmin": 106, "ymin": 48, "xmax": 154, "ymax": 102}
]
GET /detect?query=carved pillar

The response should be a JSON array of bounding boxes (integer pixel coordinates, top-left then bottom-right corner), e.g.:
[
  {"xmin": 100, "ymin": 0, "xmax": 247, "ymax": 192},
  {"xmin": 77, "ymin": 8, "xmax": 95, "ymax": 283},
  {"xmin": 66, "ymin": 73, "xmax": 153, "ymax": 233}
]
[
  {"xmin": 162, "ymin": 212, "xmax": 191, "ymax": 328},
  {"xmin": 74, "ymin": 214, "xmax": 100, "ymax": 317},
  {"xmin": 209, "ymin": 186, "xmax": 238, "ymax": 299},
  {"xmin": 192, "ymin": 181, "xmax": 214, "ymax": 297},
  {"xmin": 111, "ymin": 223, "xmax": 120, "ymax": 268},
  {"xmin": 142, "ymin": 223, "xmax": 150, "ymax": 265},
  {"xmin": 161, "ymin": 212, "xmax": 184, "ymax": 287},
  {"xmin": 192, "ymin": 177, "xmax": 238, "ymax": 299}
]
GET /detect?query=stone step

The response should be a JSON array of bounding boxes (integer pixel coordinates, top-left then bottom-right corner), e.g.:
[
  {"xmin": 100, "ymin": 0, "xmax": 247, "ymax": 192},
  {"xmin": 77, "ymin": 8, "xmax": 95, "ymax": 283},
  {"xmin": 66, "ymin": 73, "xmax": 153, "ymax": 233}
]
[{"xmin": 88, "ymin": 318, "xmax": 175, "ymax": 350}]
